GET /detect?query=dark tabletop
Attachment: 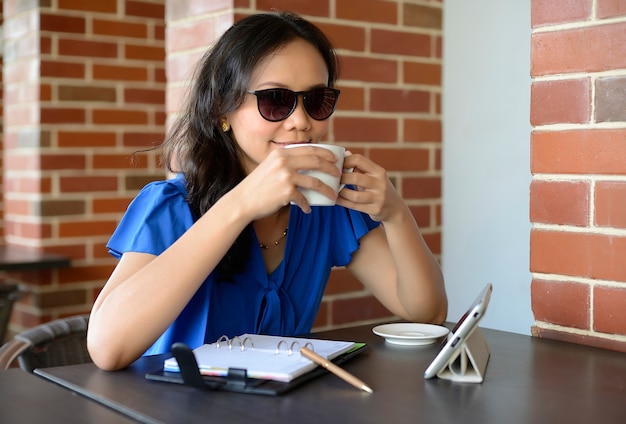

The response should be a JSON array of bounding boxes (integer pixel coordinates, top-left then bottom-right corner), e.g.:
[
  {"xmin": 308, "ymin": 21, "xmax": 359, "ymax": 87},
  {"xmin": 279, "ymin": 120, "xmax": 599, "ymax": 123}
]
[
  {"xmin": 0, "ymin": 368, "xmax": 135, "ymax": 423},
  {"xmin": 34, "ymin": 324, "xmax": 626, "ymax": 424}
]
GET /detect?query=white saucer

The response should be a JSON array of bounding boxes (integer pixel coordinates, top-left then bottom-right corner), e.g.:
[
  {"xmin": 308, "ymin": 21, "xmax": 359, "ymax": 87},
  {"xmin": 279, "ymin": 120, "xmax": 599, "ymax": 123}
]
[{"xmin": 372, "ymin": 323, "xmax": 449, "ymax": 346}]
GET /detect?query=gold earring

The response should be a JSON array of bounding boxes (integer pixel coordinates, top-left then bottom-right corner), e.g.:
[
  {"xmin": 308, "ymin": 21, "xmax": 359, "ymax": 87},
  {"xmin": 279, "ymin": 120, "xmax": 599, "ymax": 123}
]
[{"xmin": 221, "ymin": 121, "xmax": 230, "ymax": 132}]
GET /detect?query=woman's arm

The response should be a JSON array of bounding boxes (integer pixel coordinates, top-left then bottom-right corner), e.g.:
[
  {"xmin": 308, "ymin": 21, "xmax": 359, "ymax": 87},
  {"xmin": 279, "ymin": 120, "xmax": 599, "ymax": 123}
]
[
  {"xmin": 88, "ymin": 147, "xmax": 343, "ymax": 370},
  {"xmin": 87, "ymin": 190, "xmax": 251, "ymax": 371},
  {"xmin": 337, "ymin": 155, "xmax": 447, "ymax": 324}
]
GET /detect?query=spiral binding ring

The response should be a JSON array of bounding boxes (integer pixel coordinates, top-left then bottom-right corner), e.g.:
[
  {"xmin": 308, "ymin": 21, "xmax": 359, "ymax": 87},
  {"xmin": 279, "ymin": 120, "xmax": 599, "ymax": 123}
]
[
  {"xmin": 288, "ymin": 341, "xmax": 300, "ymax": 356},
  {"xmin": 215, "ymin": 335, "xmax": 312, "ymax": 355},
  {"xmin": 241, "ymin": 337, "xmax": 253, "ymax": 351},
  {"xmin": 276, "ymin": 340, "xmax": 289, "ymax": 355},
  {"xmin": 227, "ymin": 336, "xmax": 240, "ymax": 350},
  {"xmin": 215, "ymin": 335, "xmax": 254, "ymax": 352},
  {"xmin": 275, "ymin": 340, "xmax": 315, "ymax": 356},
  {"xmin": 215, "ymin": 335, "xmax": 229, "ymax": 349}
]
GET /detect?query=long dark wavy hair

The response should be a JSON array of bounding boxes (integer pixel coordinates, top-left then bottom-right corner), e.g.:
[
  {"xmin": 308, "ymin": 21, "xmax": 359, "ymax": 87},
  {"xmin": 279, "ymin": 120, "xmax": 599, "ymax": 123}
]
[{"xmin": 161, "ymin": 12, "xmax": 339, "ymax": 279}]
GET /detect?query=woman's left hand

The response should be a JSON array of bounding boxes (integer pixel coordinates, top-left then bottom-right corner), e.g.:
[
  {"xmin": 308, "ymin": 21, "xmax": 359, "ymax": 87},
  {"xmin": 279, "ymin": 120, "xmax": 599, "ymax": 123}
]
[
  {"xmin": 336, "ymin": 153, "xmax": 403, "ymax": 223},
  {"xmin": 339, "ymin": 152, "xmax": 447, "ymax": 324}
]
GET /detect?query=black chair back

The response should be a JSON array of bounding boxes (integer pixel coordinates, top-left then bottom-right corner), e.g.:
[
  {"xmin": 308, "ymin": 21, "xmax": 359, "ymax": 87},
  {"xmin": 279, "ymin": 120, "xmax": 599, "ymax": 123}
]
[
  {"xmin": 0, "ymin": 283, "xmax": 20, "ymax": 344},
  {"xmin": 0, "ymin": 314, "xmax": 91, "ymax": 372}
]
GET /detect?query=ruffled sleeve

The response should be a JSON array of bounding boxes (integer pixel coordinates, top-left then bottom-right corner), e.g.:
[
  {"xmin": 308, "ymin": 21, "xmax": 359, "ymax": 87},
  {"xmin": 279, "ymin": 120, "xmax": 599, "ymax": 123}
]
[
  {"xmin": 331, "ymin": 207, "xmax": 380, "ymax": 267},
  {"xmin": 107, "ymin": 175, "xmax": 195, "ymax": 259}
]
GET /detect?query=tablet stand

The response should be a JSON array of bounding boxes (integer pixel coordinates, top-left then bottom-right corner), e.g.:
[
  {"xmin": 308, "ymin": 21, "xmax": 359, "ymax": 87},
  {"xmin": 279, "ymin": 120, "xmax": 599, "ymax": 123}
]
[{"xmin": 436, "ymin": 328, "xmax": 490, "ymax": 383}]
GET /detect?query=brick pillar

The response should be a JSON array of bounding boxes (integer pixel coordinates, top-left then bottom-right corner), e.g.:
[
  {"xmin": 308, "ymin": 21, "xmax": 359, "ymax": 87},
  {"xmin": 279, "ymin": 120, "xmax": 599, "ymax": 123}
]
[
  {"xmin": 2, "ymin": 0, "xmax": 166, "ymax": 331},
  {"xmin": 530, "ymin": 0, "xmax": 626, "ymax": 352}
]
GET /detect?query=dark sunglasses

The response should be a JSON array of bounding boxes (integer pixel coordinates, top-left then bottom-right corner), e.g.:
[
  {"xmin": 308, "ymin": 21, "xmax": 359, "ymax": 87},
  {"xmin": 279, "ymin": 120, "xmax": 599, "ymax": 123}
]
[{"xmin": 247, "ymin": 87, "xmax": 340, "ymax": 122}]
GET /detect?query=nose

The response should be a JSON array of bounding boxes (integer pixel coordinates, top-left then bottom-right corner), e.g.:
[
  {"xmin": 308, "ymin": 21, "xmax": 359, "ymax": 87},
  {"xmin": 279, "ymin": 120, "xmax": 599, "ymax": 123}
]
[{"xmin": 284, "ymin": 95, "xmax": 311, "ymax": 130}]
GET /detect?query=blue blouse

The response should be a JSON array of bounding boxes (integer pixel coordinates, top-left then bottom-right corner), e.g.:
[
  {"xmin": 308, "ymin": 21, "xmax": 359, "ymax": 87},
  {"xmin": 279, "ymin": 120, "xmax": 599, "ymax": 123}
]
[{"xmin": 107, "ymin": 174, "xmax": 380, "ymax": 355}]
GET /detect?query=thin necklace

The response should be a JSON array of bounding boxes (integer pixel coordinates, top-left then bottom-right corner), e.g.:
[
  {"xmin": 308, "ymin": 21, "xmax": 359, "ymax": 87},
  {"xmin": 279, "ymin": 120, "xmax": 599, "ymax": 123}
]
[{"xmin": 259, "ymin": 227, "xmax": 288, "ymax": 250}]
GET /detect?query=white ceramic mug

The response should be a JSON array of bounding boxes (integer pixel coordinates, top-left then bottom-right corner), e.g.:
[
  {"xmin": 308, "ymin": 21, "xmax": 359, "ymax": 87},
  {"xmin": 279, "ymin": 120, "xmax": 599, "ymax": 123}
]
[{"xmin": 285, "ymin": 143, "xmax": 346, "ymax": 206}]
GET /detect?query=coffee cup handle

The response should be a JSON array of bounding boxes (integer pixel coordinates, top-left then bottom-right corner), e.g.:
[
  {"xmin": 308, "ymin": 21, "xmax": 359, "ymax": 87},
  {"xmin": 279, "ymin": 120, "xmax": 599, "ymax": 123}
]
[{"xmin": 339, "ymin": 167, "xmax": 354, "ymax": 191}]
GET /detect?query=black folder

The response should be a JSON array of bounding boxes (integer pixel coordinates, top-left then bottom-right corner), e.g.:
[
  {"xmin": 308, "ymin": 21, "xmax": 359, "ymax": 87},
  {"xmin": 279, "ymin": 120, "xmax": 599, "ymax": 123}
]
[{"xmin": 144, "ymin": 342, "xmax": 368, "ymax": 396}]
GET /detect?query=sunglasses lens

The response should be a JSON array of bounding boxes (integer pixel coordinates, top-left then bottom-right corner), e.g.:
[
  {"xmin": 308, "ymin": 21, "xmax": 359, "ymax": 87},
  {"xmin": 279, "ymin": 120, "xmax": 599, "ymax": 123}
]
[
  {"xmin": 256, "ymin": 89, "xmax": 296, "ymax": 121},
  {"xmin": 251, "ymin": 88, "xmax": 339, "ymax": 122},
  {"xmin": 304, "ymin": 88, "xmax": 339, "ymax": 120}
]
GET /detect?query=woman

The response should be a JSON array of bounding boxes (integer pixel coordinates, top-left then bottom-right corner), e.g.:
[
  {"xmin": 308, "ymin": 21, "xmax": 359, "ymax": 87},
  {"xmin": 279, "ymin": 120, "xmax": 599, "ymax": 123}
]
[{"xmin": 87, "ymin": 11, "xmax": 447, "ymax": 371}]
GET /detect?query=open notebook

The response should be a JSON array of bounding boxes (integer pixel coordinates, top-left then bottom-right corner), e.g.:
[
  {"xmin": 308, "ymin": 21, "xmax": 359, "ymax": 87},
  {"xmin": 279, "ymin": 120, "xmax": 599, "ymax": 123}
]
[{"xmin": 162, "ymin": 334, "xmax": 357, "ymax": 383}]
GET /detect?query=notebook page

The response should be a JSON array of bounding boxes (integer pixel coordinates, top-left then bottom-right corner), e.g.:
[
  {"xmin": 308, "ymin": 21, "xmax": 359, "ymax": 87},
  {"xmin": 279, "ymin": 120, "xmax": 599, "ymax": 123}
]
[{"xmin": 163, "ymin": 334, "xmax": 355, "ymax": 382}]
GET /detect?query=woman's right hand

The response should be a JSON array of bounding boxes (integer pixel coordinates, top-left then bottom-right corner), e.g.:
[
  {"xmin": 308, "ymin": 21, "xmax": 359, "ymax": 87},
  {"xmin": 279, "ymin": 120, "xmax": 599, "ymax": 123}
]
[{"xmin": 235, "ymin": 145, "xmax": 341, "ymax": 218}]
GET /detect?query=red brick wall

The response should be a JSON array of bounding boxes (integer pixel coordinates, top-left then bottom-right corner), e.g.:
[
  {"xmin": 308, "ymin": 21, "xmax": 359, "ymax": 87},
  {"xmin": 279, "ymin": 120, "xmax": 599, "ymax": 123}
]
[
  {"xmin": 1, "ymin": 0, "xmax": 442, "ymax": 335},
  {"xmin": 530, "ymin": 0, "xmax": 626, "ymax": 351},
  {"xmin": 1, "ymin": 0, "xmax": 166, "ymax": 332},
  {"xmin": 165, "ymin": 0, "xmax": 443, "ymax": 331}
]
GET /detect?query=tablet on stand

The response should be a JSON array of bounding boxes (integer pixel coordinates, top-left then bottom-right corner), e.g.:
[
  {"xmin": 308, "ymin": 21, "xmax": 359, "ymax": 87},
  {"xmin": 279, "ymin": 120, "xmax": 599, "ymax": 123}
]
[{"xmin": 424, "ymin": 283, "xmax": 492, "ymax": 383}]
